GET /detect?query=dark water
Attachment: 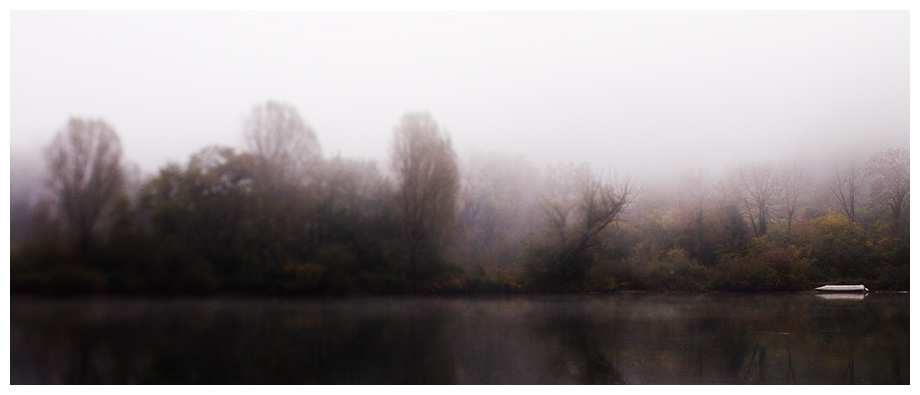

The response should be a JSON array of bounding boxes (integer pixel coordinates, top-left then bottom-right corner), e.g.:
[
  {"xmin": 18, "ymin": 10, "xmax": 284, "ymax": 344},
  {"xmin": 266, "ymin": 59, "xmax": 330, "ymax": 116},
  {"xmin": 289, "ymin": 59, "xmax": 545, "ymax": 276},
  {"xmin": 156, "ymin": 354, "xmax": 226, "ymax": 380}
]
[{"xmin": 11, "ymin": 293, "xmax": 909, "ymax": 384}]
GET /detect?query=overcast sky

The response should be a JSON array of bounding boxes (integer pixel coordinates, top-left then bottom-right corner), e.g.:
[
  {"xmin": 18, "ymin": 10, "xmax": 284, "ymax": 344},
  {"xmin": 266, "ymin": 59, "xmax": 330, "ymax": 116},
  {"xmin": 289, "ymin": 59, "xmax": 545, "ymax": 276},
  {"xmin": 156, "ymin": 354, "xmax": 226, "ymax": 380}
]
[{"xmin": 10, "ymin": 11, "xmax": 909, "ymax": 180}]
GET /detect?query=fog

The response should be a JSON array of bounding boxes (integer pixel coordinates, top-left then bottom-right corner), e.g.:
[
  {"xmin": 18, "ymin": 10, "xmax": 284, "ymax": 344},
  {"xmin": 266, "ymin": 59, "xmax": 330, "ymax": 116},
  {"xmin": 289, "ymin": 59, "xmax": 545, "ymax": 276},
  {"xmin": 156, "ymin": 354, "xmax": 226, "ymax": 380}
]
[
  {"xmin": 10, "ymin": 11, "xmax": 908, "ymax": 181},
  {"xmin": 8, "ymin": 11, "xmax": 914, "ymax": 386},
  {"xmin": 9, "ymin": 10, "xmax": 911, "ymax": 294}
]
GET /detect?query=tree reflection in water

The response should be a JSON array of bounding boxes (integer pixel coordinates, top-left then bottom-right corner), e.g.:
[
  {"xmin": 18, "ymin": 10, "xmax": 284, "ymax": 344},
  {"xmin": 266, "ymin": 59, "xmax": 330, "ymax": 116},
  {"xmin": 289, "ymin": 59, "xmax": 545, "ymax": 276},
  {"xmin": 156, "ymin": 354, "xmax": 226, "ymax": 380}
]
[
  {"xmin": 524, "ymin": 299, "xmax": 624, "ymax": 384},
  {"xmin": 11, "ymin": 294, "xmax": 909, "ymax": 384}
]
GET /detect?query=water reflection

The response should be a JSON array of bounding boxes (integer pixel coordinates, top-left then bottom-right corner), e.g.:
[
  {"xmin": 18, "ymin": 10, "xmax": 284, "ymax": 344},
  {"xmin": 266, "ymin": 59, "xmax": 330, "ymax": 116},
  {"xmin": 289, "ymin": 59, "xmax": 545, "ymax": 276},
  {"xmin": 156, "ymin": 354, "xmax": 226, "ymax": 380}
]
[
  {"xmin": 815, "ymin": 293, "xmax": 867, "ymax": 301},
  {"xmin": 11, "ymin": 294, "xmax": 909, "ymax": 384},
  {"xmin": 524, "ymin": 299, "xmax": 624, "ymax": 384}
]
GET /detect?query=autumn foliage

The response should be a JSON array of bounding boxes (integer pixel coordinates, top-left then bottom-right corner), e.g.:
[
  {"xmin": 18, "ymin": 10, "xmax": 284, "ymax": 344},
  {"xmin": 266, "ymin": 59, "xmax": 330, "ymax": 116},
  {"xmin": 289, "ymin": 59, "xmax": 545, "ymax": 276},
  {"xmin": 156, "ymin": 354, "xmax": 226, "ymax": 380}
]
[{"xmin": 10, "ymin": 104, "xmax": 909, "ymax": 294}]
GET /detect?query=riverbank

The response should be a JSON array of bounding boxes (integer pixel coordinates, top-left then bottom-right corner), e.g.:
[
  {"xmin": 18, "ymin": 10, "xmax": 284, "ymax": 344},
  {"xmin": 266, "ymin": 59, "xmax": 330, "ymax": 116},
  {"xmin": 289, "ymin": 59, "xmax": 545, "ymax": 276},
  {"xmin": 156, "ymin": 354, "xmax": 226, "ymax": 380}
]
[{"xmin": 10, "ymin": 263, "xmax": 909, "ymax": 298}]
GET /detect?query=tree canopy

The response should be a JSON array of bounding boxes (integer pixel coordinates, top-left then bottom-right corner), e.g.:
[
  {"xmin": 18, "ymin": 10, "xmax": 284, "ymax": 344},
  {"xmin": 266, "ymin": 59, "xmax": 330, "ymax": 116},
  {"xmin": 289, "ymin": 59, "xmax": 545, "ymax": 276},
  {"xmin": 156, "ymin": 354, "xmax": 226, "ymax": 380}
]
[{"xmin": 44, "ymin": 118, "xmax": 125, "ymax": 254}]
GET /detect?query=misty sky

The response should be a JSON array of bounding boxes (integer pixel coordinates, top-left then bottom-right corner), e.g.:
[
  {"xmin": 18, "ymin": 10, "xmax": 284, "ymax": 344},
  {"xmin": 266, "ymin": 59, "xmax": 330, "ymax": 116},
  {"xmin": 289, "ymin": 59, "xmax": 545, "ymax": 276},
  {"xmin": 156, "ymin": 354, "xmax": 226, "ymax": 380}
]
[{"xmin": 10, "ymin": 11, "xmax": 909, "ymax": 180}]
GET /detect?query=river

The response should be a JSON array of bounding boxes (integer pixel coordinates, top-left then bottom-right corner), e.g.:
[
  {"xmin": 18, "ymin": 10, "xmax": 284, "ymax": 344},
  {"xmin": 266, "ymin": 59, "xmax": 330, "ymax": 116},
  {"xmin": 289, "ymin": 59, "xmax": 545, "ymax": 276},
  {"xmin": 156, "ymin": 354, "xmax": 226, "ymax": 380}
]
[{"xmin": 10, "ymin": 293, "xmax": 909, "ymax": 384}]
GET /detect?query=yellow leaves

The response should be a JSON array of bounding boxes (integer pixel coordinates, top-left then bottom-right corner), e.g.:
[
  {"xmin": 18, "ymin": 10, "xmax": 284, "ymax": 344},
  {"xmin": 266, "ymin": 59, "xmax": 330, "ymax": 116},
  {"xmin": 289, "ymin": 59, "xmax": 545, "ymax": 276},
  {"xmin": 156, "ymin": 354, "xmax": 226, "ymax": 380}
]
[
  {"xmin": 665, "ymin": 247, "xmax": 690, "ymax": 262},
  {"xmin": 810, "ymin": 213, "xmax": 862, "ymax": 242}
]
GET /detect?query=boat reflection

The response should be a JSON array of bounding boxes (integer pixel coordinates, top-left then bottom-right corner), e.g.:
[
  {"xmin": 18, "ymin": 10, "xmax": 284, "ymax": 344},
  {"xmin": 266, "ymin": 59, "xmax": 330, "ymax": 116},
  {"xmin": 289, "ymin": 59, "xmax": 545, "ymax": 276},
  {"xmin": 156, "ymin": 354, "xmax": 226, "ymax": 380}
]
[{"xmin": 815, "ymin": 293, "xmax": 866, "ymax": 301}]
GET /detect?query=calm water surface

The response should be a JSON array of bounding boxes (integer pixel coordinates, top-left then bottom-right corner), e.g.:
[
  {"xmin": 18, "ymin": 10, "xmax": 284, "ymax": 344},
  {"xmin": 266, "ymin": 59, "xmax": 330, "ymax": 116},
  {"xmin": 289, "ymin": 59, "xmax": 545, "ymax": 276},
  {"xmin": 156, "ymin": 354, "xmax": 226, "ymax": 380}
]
[{"xmin": 11, "ymin": 293, "xmax": 909, "ymax": 384}]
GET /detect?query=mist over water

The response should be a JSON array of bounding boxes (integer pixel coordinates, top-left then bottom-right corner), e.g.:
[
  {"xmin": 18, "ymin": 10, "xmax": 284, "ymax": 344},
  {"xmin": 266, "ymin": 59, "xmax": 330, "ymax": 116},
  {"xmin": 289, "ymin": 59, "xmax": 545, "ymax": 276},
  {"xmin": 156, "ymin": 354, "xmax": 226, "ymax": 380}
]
[{"xmin": 11, "ymin": 294, "xmax": 909, "ymax": 384}]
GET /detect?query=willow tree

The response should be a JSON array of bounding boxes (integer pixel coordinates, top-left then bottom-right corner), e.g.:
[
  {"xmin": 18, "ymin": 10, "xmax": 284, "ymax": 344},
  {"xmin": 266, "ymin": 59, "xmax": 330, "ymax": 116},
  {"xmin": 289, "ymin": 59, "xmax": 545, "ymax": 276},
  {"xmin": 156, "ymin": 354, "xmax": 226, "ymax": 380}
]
[
  {"xmin": 45, "ymin": 118, "xmax": 125, "ymax": 253},
  {"xmin": 391, "ymin": 113, "xmax": 460, "ymax": 278}
]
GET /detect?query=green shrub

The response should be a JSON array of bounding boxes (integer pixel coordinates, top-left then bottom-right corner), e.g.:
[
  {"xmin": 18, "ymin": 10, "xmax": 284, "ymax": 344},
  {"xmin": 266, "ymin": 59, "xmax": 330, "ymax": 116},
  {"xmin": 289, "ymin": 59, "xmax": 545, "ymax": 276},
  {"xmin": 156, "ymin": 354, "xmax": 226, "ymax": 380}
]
[
  {"xmin": 805, "ymin": 213, "xmax": 872, "ymax": 279},
  {"xmin": 756, "ymin": 247, "xmax": 812, "ymax": 291},
  {"xmin": 316, "ymin": 243, "xmax": 357, "ymax": 273},
  {"xmin": 176, "ymin": 259, "xmax": 220, "ymax": 294},
  {"xmin": 11, "ymin": 272, "xmax": 47, "ymax": 293},
  {"xmin": 42, "ymin": 265, "xmax": 108, "ymax": 294},
  {"xmin": 587, "ymin": 259, "xmax": 620, "ymax": 292},
  {"xmin": 606, "ymin": 246, "xmax": 710, "ymax": 291},
  {"xmin": 642, "ymin": 248, "xmax": 710, "ymax": 291},
  {"xmin": 871, "ymin": 264, "xmax": 910, "ymax": 291},
  {"xmin": 280, "ymin": 262, "xmax": 326, "ymax": 293},
  {"xmin": 462, "ymin": 273, "xmax": 523, "ymax": 293},
  {"xmin": 523, "ymin": 238, "xmax": 596, "ymax": 290},
  {"xmin": 354, "ymin": 271, "xmax": 413, "ymax": 294},
  {"xmin": 710, "ymin": 257, "xmax": 780, "ymax": 291}
]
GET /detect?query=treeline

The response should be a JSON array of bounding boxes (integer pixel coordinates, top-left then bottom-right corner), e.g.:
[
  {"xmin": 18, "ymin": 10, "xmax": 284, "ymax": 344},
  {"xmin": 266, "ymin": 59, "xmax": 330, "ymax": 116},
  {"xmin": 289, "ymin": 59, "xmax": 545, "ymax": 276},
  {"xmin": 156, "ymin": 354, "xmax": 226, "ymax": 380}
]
[{"xmin": 10, "ymin": 102, "xmax": 910, "ymax": 294}]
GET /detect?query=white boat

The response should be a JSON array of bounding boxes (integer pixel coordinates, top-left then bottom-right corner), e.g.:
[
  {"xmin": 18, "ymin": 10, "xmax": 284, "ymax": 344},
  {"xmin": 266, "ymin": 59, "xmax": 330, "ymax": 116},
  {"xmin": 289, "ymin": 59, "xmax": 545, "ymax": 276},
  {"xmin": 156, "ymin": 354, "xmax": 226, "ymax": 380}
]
[{"xmin": 814, "ymin": 284, "xmax": 869, "ymax": 293}]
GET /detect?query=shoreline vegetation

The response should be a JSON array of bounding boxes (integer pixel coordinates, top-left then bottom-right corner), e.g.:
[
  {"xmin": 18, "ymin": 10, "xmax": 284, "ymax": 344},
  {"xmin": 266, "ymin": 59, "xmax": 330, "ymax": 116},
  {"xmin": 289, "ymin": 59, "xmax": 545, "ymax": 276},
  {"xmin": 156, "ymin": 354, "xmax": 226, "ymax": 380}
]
[
  {"xmin": 8, "ymin": 289, "xmax": 911, "ymax": 299},
  {"xmin": 11, "ymin": 102, "xmax": 910, "ymax": 296}
]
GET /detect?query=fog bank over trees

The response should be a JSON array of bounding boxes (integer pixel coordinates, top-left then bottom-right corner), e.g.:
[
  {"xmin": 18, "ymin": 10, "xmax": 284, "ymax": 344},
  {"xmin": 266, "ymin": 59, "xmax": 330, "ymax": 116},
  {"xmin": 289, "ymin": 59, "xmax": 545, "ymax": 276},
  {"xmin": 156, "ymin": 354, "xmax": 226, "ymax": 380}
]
[
  {"xmin": 10, "ymin": 102, "xmax": 909, "ymax": 294},
  {"xmin": 9, "ymin": 11, "xmax": 909, "ymax": 293}
]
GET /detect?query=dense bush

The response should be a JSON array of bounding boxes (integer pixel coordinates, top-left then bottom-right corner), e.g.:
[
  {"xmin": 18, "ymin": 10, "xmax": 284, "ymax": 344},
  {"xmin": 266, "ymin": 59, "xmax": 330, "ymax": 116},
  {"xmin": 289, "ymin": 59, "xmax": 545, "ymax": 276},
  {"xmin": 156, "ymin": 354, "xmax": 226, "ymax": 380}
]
[
  {"xmin": 804, "ymin": 213, "xmax": 872, "ymax": 280},
  {"xmin": 709, "ymin": 257, "xmax": 780, "ymax": 292},
  {"xmin": 607, "ymin": 246, "xmax": 709, "ymax": 291},
  {"xmin": 11, "ymin": 264, "xmax": 108, "ymax": 294},
  {"xmin": 523, "ymin": 242, "xmax": 596, "ymax": 291},
  {"xmin": 280, "ymin": 262, "xmax": 326, "ymax": 293},
  {"xmin": 871, "ymin": 264, "xmax": 910, "ymax": 291},
  {"xmin": 754, "ymin": 248, "xmax": 812, "ymax": 291}
]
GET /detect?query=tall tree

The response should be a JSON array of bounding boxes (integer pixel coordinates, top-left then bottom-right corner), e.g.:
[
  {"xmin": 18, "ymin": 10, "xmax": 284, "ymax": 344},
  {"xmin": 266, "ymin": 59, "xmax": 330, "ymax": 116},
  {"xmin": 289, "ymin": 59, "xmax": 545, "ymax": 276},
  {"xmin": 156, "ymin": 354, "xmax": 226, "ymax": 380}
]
[
  {"xmin": 243, "ymin": 101, "xmax": 325, "ymax": 263},
  {"xmin": 45, "ymin": 118, "xmax": 125, "ymax": 253},
  {"xmin": 676, "ymin": 168, "xmax": 714, "ymax": 263},
  {"xmin": 867, "ymin": 147, "xmax": 909, "ymax": 235},
  {"xmin": 243, "ymin": 101, "xmax": 322, "ymax": 186},
  {"xmin": 727, "ymin": 163, "xmax": 777, "ymax": 237},
  {"xmin": 778, "ymin": 163, "xmax": 809, "ymax": 237},
  {"xmin": 391, "ymin": 113, "xmax": 460, "ymax": 278},
  {"xmin": 828, "ymin": 160, "xmax": 864, "ymax": 222}
]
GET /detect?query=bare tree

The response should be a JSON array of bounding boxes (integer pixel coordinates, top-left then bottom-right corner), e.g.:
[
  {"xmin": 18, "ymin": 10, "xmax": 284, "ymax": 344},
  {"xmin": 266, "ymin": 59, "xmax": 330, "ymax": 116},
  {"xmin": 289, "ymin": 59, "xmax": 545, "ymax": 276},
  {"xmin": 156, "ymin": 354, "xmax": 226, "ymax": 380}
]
[
  {"xmin": 778, "ymin": 163, "xmax": 809, "ymax": 236},
  {"xmin": 678, "ymin": 169, "xmax": 712, "ymax": 234},
  {"xmin": 534, "ymin": 163, "xmax": 632, "ymax": 284},
  {"xmin": 391, "ymin": 113, "xmax": 460, "ymax": 277},
  {"xmin": 676, "ymin": 168, "xmax": 715, "ymax": 263},
  {"xmin": 45, "ymin": 118, "xmax": 125, "ymax": 252},
  {"xmin": 573, "ymin": 168, "xmax": 632, "ymax": 250},
  {"xmin": 727, "ymin": 163, "xmax": 777, "ymax": 237},
  {"xmin": 828, "ymin": 160, "xmax": 864, "ymax": 222},
  {"xmin": 243, "ymin": 101, "xmax": 322, "ymax": 186},
  {"xmin": 867, "ymin": 147, "xmax": 909, "ymax": 234}
]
